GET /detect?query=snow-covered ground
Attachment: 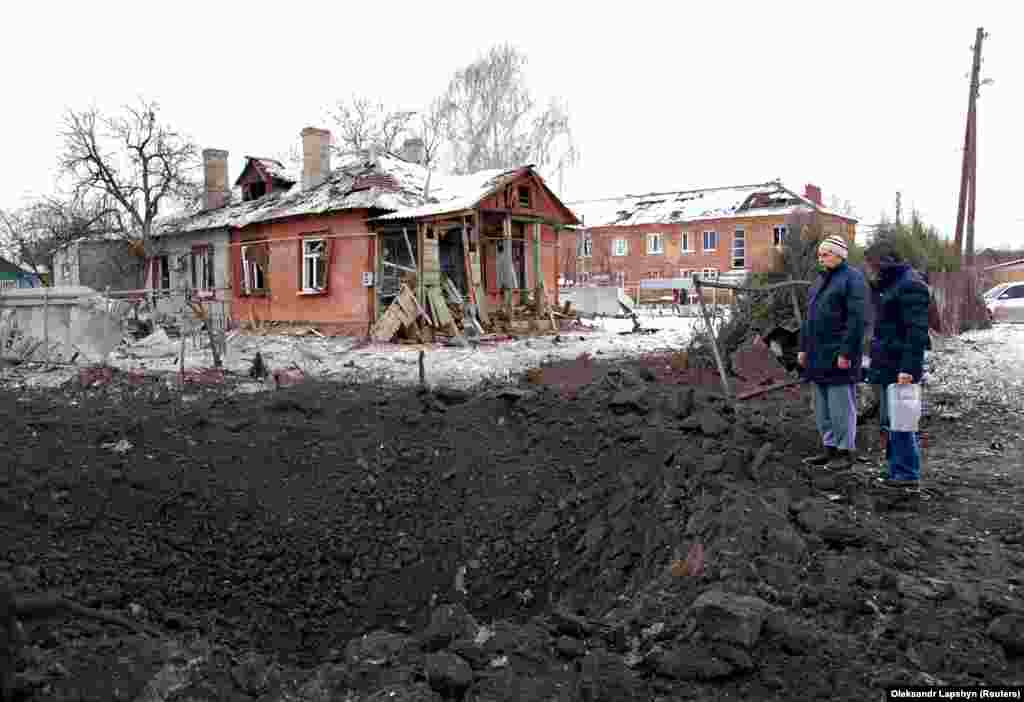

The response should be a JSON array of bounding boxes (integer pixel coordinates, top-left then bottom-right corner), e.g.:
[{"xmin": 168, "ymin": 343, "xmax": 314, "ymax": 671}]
[
  {"xmin": 9, "ymin": 311, "xmax": 1020, "ymax": 412},
  {"xmin": 2, "ymin": 311, "xmax": 707, "ymax": 392},
  {"xmin": 925, "ymin": 323, "xmax": 1024, "ymax": 413}
]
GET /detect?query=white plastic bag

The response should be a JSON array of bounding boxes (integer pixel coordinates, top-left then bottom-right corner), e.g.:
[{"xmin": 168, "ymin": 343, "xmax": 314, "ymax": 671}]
[{"xmin": 887, "ymin": 383, "xmax": 922, "ymax": 432}]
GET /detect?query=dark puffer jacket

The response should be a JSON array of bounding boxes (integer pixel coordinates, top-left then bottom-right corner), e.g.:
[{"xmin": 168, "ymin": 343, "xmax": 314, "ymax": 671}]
[
  {"xmin": 799, "ymin": 261, "xmax": 867, "ymax": 385},
  {"xmin": 866, "ymin": 262, "xmax": 931, "ymax": 386}
]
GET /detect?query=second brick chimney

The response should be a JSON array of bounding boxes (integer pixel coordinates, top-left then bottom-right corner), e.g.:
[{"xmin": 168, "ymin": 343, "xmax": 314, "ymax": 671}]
[
  {"xmin": 202, "ymin": 148, "xmax": 229, "ymax": 210},
  {"xmin": 804, "ymin": 184, "xmax": 823, "ymax": 207},
  {"xmin": 301, "ymin": 127, "xmax": 332, "ymax": 191}
]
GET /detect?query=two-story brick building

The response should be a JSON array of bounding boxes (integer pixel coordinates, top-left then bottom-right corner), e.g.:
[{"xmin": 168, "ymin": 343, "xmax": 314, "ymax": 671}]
[{"xmin": 565, "ymin": 182, "xmax": 856, "ymax": 294}]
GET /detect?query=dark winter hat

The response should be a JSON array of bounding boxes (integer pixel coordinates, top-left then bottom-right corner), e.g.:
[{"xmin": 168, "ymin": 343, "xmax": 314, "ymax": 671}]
[{"xmin": 864, "ymin": 240, "xmax": 901, "ymax": 264}]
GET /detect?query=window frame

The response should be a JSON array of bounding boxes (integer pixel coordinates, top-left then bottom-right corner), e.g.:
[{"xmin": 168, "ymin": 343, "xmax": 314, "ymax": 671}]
[
  {"xmin": 646, "ymin": 232, "xmax": 665, "ymax": 255},
  {"xmin": 773, "ymin": 225, "xmax": 788, "ymax": 247},
  {"xmin": 703, "ymin": 230, "xmax": 718, "ymax": 252},
  {"xmin": 240, "ymin": 244, "xmax": 267, "ymax": 295},
  {"xmin": 701, "ymin": 267, "xmax": 719, "ymax": 281},
  {"xmin": 732, "ymin": 228, "xmax": 746, "ymax": 269},
  {"xmin": 191, "ymin": 245, "xmax": 216, "ymax": 293},
  {"xmin": 517, "ymin": 186, "xmax": 531, "ymax": 209},
  {"xmin": 612, "ymin": 238, "xmax": 628, "ymax": 257},
  {"xmin": 301, "ymin": 237, "xmax": 327, "ymax": 293},
  {"xmin": 681, "ymin": 231, "xmax": 693, "ymax": 254},
  {"xmin": 577, "ymin": 231, "xmax": 593, "ymax": 258}
]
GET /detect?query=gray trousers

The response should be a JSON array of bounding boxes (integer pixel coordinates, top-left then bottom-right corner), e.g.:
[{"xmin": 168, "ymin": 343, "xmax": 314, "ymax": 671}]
[{"xmin": 813, "ymin": 382, "xmax": 857, "ymax": 450}]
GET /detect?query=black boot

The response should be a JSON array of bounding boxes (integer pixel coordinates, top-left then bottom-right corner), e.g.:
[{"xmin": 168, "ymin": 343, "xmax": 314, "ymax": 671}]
[
  {"xmin": 827, "ymin": 449, "xmax": 856, "ymax": 471},
  {"xmin": 803, "ymin": 446, "xmax": 837, "ymax": 466}
]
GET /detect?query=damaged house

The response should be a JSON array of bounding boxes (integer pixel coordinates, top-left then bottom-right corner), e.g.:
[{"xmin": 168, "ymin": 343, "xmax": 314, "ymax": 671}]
[
  {"xmin": 156, "ymin": 128, "xmax": 580, "ymax": 338},
  {"xmin": 567, "ymin": 182, "xmax": 857, "ymax": 299}
]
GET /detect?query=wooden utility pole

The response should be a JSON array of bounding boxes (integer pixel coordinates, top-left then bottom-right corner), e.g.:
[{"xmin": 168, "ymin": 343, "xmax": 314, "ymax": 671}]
[{"xmin": 954, "ymin": 27, "xmax": 988, "ymax": 263}]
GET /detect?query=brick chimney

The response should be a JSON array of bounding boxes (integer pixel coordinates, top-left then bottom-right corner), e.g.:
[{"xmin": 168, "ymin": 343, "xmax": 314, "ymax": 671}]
[
  {"xmin": 301, "ymin": 127, "xmax": 332, "ymax": 191},
  {"xmin": 202, "ymin": 149, "xmax": 229, "ymax": 210},
  {"xmin": 804, "ymin": 184, "xmax": 823, "ymax": 206},
  {"xmin": 401, "ymin": 137, "xmax": 425, "ymax": 165}
]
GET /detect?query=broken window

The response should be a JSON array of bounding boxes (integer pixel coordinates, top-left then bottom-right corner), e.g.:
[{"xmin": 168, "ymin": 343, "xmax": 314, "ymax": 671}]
[
  {"xmin": 243, "ymin": 181, "xmax": 267, "ymax": 202},
  {"xmin": 612, "ymin": 238, "xmax": 628, "ymax": 257},
  {"xmin": 703, "ymin": 231, "xmax": 718, "ymax": 252},
  {"xmin": 681, "ymin": 232, "xmax": 693, "ymax": 253},
  {"xmin": 241, "ymin": 244, "xmax": 268, "ymax": 294},
  {"xmin": 732, "ymin": 229, "xmax": 746, "ymax": 269},
  {"xmin": 302, "ymin": 238, "xmax": 326, "ymax": 292},
  {"xmin": 679, "ymin": 269, "xmax": 693, "ymax": 278},
  {"xmin": 648, "ymin": 271, "xmax": 661, "ymax": 279},
  {"xmin": 577, "ymin": 231, "xmax": 592, "ymax": 258},
  {"xmin": 773, "ymin": 225, "xmax": 788, "ymax": 247},
  {"xmin": 518, "ymin": 186, "xmax": 531, "ymax": 208},
  {"xmin": 647, "ymin": 232, "xmax": 664, "ymax": 255},
  {"xmin": 191, "ymin": 245, "xmax": 215, "ymax": 291},
  {"xmin": 149, "ymin": 255, "xmax": 171, "ymax": 294},
  {"xmin": 701, "ymin": 268, "xmax": 719, "ymax": 281}
]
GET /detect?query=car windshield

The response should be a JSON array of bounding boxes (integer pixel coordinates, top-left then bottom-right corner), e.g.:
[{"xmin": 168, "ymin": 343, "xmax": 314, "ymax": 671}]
[{"xmin": 984, "ymin": 284, "xmax": 1010, "ymax": 300}]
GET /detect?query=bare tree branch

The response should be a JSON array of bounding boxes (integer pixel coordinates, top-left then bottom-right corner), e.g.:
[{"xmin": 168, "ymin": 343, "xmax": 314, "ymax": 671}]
[
  {"xmin": 439, "ymin": 44, "xmax": 577, "ymax": 177},
  {"xmin": 58, "ymin": 98, "xmax": 200, "ymax": 286}
]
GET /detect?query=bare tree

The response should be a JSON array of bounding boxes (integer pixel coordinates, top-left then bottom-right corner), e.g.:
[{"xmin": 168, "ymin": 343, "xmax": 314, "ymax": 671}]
[
  {"xmin": 439, "ymin": 44, "xmax": 578, "ymax": 176},
  {"xmin": 412, "ymin": 97, "xmax": 449, "ymax": 170},
  {"xmin": 328, "ymin": 96, "xmax": 416, "ymax": 158},
  {"xmin": 0, "ymin": 195, "xmax": 121, "ymax": 283},
  {"xmin": 59, "ymin": 99, "xmax": 200, "ymax": 284}
]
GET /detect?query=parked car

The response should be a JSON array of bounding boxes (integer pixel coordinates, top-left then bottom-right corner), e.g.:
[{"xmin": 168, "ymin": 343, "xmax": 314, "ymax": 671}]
[
  {"xmin": 986, "ymin": 282, "xmax": 1024, "ymax": 323},
  {"xmin": 983, "ymin": 282, "xmax": 1011, "ymax": 300}
]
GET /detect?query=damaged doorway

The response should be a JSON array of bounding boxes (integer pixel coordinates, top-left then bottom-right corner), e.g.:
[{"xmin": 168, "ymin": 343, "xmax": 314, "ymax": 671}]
[
  {"xmin": 439, "ymin": 227, "xmax": 467, "ymax": 295},
  {"xmin": 377, "ymin": 229, "xmax": 418, "ymax": 315}
]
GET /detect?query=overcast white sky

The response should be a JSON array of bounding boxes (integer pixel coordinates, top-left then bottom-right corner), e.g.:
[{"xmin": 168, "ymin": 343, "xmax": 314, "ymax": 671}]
[{"xmin": 3, "ymin": 1, "xmax": 1019, "ymax": 248}]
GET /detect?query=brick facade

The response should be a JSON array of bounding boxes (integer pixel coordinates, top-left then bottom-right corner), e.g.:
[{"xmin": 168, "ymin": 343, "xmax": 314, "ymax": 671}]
[{"xmin": 571, "ymin": 213, "xmax": 855, "ymax": 284}]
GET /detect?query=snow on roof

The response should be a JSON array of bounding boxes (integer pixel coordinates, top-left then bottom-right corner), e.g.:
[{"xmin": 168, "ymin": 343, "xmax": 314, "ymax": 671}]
[
  {"xmin": 158, "ymin": 153, "xmax": 434, "ymax": 235},
  {"xmin": 253, "ymin": 157, "xmax": 296, "ymax": 183},
  {"xmin": 158, "ymin": 155, "xmax": 542, "ymax": 235},
  {"xmin": 984, "ymin": 257, "xmax": 1024, "ymax": 271},
  {"xmin": 569, "ymin": 182, "xmax": 855, "ymax": 227},
  {"xmin": 368, "ymin": 166, "xmax": 527, "ymax": 221}
]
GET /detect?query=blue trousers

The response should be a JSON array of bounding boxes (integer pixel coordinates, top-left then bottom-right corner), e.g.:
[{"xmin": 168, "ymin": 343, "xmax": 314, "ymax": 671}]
[
  {"xmin": 878, "ymin": 384, "xmax": 921, "ymax": 481},
  {"xmin": 813, "ymin": 383, "xmax": 857, "ymax": 451}
]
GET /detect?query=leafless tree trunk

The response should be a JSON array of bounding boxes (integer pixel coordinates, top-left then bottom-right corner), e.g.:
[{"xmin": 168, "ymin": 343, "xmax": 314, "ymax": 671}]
[
  {"xmin": 59, "ymin": 99, "xmax": 200, "ymax": 287},
  {"xmin": 328, "ymin": 96, "xmax": 415, "ymax": 158}
]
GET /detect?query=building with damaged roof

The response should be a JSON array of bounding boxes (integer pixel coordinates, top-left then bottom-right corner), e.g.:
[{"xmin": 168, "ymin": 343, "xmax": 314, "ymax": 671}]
[
  {"xmin": 566, "ymin": 182, "xmax": 857, "ymax": 294},
  {"xmin": 153, "ymin": 128, "xmax": 579, "ymax": 336}
]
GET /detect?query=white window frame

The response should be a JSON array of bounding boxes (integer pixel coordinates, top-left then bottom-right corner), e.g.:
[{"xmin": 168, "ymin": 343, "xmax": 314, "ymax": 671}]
[
  {"xmin": 646, "ymin": 232, "xmax": 665, "ymax": 255},
  {"xmin": 732, "ymin": 229, "xmax": 746, "ymax": 269},
  {"xmin": 577, "ymin": 231, "xmax": 593, "ymax": 258},
  {"xmin": 647, "ymin": 270, "xmax": 662, "ymax": 279},
  {"xmin": 612, "ymin": 238, "xmax": 628, "ymax": 257},
  {"xmin": 681, "ymin": 231, "xmax": 693, "ymax": 254},
  {"xmin": 703, "ymin": 231, "xmax": 718, "ymax": 252},
  {"xmin": 773, "ymin": 225, "xmax": 788, "ymax": 247},
  {"xmin": 241, "ymin": 245, "xmax": 266, "ymax": 294},
  {"xmin": 700, "ymin": 267, "xmax": 719, "ymax": 281},
  {"xmin": 191, "ymin": 245, "xmax": 215, "ymax": 292},
  {"xmin": 302, "ymin": 237, "xmax": 326, "ymax": 292}
]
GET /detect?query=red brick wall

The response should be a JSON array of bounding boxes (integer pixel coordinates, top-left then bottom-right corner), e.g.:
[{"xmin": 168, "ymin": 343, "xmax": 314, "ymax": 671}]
[
  {"xmin": 230, "ymin": 210, "xmax": 375, "ymax": 335},
  {"xmin": 578, "ymin": 213, "xmax": 855, "ymax": 282}
]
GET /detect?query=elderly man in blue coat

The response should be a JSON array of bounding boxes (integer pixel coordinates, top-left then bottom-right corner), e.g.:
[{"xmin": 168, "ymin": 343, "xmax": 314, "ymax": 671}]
[
  {"xmin": 862, "ymin": 240, "xmax": 931, "ymax": 486},
  {"xmin": 798, "ymin": 234, "xmax": 868, "ymax": 471}
]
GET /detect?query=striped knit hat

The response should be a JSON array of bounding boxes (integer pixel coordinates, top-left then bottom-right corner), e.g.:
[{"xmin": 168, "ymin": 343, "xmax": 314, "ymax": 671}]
[{"xmin": 818, "ymin": 235, "xmax": 849, "ymax": 260}]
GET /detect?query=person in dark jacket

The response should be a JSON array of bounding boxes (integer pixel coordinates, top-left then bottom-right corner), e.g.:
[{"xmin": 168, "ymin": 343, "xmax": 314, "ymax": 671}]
[
  {"xmin": 863, "ymin": 241, "xmax": 931, "ymax": 485},
  {"xmin": 798, "ymin": 235, "xmax": 867, "ymax": 470}
]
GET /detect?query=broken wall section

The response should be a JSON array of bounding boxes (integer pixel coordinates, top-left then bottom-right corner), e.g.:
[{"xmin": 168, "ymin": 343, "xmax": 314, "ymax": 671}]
[{"xmin": 0, "ymin": 286, "xmax": 125, "ymax": 364}]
